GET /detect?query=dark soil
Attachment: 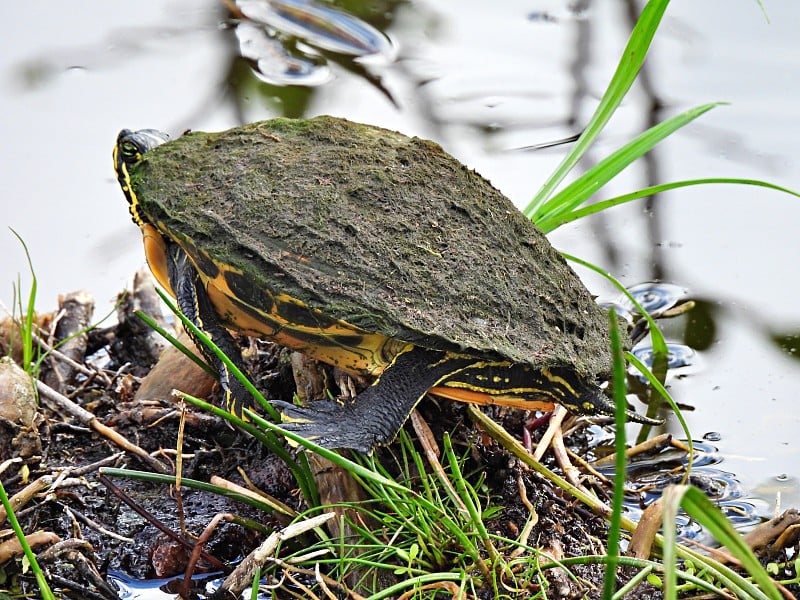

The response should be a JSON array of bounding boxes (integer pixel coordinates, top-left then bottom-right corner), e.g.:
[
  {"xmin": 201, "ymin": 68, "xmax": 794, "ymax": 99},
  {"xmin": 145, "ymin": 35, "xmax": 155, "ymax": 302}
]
[{"xmin": 1, "ymin": 279, "xmax": 795, "ymax": 600}]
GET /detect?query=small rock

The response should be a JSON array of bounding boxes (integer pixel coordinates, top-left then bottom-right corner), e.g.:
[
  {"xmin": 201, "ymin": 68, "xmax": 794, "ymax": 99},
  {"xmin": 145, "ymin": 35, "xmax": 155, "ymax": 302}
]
[
  {"xmin": 0, "ymin": 356, "xmax": 37, "ymax": 427},
  {"xmin": 135, "ymin": 331, "xmax": 216, "ymax": 404}
]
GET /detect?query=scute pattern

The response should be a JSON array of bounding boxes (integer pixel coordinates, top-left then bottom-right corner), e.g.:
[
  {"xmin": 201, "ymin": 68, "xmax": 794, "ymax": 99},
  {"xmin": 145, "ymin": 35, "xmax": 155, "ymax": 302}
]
[{"xmin": 130, "ymin": 116, "xmax": 620, "ymax": 380}]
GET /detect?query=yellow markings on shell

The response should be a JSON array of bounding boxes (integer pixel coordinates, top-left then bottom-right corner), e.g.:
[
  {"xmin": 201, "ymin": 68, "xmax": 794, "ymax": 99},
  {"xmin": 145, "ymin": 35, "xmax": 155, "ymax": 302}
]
[
  {"xmin": 141, "ymin": 224, "xmax": 173, "ymax": 296},
  {"xmin": 173, "ymin": 246, "xmax": 409, "ymax": 376},
  {"xmin": 427, "ymin": 352, "xmax": 469, "ymax": 371}
]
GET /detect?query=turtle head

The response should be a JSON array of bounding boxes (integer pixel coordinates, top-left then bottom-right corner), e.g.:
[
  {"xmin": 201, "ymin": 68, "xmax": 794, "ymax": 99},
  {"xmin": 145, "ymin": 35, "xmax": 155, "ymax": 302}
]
[
  {"xmin": 544, "ymin": 367, "xmax": 664, "ymax": 426},
  {"xmin": 572, "ymin": 384, "xmax": 664, "ymax": 426},
  {"xmin": 113, "ymin": 129, "xmax": 170, "ymax": 227}
]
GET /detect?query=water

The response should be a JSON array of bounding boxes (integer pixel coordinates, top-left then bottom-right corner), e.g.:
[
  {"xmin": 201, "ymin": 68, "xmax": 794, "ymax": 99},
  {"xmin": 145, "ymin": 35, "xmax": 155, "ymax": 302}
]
[{"xmin": 2, "ymin": 0, "xmax": 799, "ymax": 541}]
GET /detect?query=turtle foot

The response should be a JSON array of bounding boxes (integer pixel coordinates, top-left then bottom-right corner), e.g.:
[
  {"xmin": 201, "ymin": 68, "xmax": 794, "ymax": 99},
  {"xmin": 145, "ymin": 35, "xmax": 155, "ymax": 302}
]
[
  {"xmin": 271, "ymin": 347, "xmax": 468, "ymax": 453},
  {"xmin": 271, "ymin": 400, "xmax": 391, "ymax": 454}
]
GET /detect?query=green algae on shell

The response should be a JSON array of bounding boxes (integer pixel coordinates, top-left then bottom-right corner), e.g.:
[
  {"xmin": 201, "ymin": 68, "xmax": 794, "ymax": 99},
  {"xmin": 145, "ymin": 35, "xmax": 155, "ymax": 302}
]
[{"xmin": 128, "ymin": 115, "xmax": 619, "ymax": 380}]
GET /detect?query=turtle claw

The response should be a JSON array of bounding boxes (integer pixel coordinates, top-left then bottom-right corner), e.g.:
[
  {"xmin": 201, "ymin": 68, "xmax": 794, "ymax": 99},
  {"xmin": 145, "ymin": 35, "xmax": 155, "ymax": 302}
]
[
  {"xmin": 272, "ymin": 399, "xmax": 342, "ymax": 419},
  {"xmin": 270, "ymin": 400, "xmax": 388, "ymax": 454}
]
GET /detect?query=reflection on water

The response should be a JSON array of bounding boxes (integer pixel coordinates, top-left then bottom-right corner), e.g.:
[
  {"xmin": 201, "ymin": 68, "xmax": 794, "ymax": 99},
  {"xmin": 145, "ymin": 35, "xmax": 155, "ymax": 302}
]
[
  {"xmin": 623, "ymin": 281, "xmax": 689, "ymax": 315},
  {"xmin": 231, "ymin": 0, "xmax": 395, "ymax": 86},
  {"xmin": 595, "ymin": 281, "xmax": 763, "ymax": 542},
  {"xmin": 600, "ymin": 281, "xmax": 700, "ymax": 385},
  {"xmin": 631, "ymin": 343, "xmax": 697, "ymax": 377},
  {"xmin": 108, "ymin": 571, "xmax": 251, "ymax": 600},
  {"xmin": 235, "ymin": 0, "xmax": 394, "ymax": 56},
  {"xmin": 234, "ymin": 21, "xmax": 331, "ymax": 86},
  {"xmin": 591, "ymin": 436, "xmax": 767, "ymax": 543}
]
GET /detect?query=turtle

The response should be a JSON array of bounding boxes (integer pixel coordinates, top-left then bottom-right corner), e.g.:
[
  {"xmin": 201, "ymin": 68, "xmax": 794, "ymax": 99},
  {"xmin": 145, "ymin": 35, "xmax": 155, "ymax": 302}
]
[{"xmin": 113, "ymin": 116, "xmax": 662, "ymax": 453}]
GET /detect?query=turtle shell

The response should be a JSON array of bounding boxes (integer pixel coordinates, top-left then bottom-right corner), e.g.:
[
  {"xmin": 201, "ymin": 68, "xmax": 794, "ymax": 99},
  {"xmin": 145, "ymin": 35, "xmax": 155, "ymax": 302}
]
[{"xmin": 128, "ymin": 116, "xmax": 616, "ymax": 380}]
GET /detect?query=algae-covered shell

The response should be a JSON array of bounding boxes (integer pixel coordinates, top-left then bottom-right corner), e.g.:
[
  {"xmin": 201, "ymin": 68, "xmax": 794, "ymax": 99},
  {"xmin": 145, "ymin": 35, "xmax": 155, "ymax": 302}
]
[{"xmin": 129, "ymin": 116, "xmax": 614, "ymax": 380}]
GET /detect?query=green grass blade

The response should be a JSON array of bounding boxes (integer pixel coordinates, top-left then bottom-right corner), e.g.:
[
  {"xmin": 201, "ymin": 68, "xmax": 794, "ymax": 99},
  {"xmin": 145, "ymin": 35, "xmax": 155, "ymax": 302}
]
[
  {"xmin": 177, "ymin": 392, "xmax": 320, "ymax": 506},
  {"xmin": 626, "ymin": 350, "xmax": 692, "ymax": 478},
  {"xmin": 134, "ymin": 308, "xmax": 217, "ymax": 378},
  {"xmin": 663, "ymin": 486, "xmax": 781, "ymax": 600},
  {"xmin": 524, "ymin": 0, "xmax": 670, "ymax": 218},
  {"xmin": 533, "ymin": 102, "xmax": 722, "ymax": 225},
  {"xmin": 559, "ymin": 254, "xmax": 695, "ymax": 471},
  {"xmin": 602, "ymin": 311, "xmax": 629, "ymax": 599},
  {"xmin": 467, "ymin": 405, "xmax": 640, "ymax": 532},
  {"xmin": 443, "ymin": 434, "xmax": 498, "ymax": 564},
  {"xmin": 152, "ymin": 287, "xmax": 323, "ymax": 501},
  {"xmin": 148, "ymin": 286, "xmax": 326, "ymax": 503},
  {"xmin": 154, "ymin": 286, "xmax": 282, "ymax": 422},
  {"xmin": 151, "ymin": 285, "xmax": 409, "ymax": 504},
  {"xmin": 98, "ymin": 467, "xmax": 292, "ymax": 516},
  {"xmin": 362, "ymin": 572, "xmax": 464, "ymax": 600},
  {"xmin": 560, "ymin": 252, "xmax": 668, "ymax": 356},
  {"xmin": 9, "ymin": 228, "xmax": 38, "ymax": 375},
  {"xmin": 661, "ymin": 481, "xmax": 679, "ymax": 598},
  {"xmin": 679, "ymin": 487, "xmax": 782, "ymax": 600},
  {"xmin": 0, "ymin": 479, "xmax": 55, "ymax": 600},
  {"xmin": 536, "ymin": 178, "xmax": 800, "ymax": 233},
  {"xmin": 242, "ymin": 407, "xmax": 410, "ymax": 494}
]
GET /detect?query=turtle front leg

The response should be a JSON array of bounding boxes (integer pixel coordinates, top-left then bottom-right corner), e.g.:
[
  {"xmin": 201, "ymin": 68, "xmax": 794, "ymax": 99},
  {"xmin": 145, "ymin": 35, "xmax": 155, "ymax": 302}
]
[
  {"xmin": 165, "ymin": 242, "xmax": 253, "ymax": 417},
  {"xmin": 273, "ymin": 347, "xmax": 473, "ymax": 454}
]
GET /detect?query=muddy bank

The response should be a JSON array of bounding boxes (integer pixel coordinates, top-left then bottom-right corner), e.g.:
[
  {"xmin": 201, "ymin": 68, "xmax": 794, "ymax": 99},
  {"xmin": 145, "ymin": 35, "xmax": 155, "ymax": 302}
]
[{"xmin": 1, "ymin": 276, "xmax": 797, "ymax": 599}]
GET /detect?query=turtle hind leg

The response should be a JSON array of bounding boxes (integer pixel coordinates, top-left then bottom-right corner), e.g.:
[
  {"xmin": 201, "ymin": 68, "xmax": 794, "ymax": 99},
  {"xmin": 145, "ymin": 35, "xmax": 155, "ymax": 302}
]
[
  {"xmin": 274, "ymin": 347, "xmax": 474, "ymax": 454},
  {"xmin": 165, "ymin": 242, "xmax": 253, "ymax": 416}
]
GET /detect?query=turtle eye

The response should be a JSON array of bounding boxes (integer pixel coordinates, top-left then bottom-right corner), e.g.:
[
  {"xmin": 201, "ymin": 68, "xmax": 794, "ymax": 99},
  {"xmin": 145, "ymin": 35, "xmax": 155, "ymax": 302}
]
[{"xmin": 119, "ymin": 140, "xmax": 142, "ymax": 164}]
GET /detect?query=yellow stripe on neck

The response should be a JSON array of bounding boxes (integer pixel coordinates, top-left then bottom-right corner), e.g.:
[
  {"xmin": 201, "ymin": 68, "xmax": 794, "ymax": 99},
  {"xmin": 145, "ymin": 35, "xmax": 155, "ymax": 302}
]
[{"xmin": 114, "ymin": 148, "xmax": 147, "ymax": 228}]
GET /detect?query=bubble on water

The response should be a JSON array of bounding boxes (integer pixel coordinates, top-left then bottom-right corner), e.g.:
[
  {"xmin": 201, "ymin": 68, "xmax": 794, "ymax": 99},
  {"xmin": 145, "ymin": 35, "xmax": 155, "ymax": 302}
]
[
  {"xmin": 618, "ymin": 282, "xmax": 688, "ymax": 315},
  {"xmin": 631, "ymin": 343, "xmax": 696, "ymax": 371}
]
